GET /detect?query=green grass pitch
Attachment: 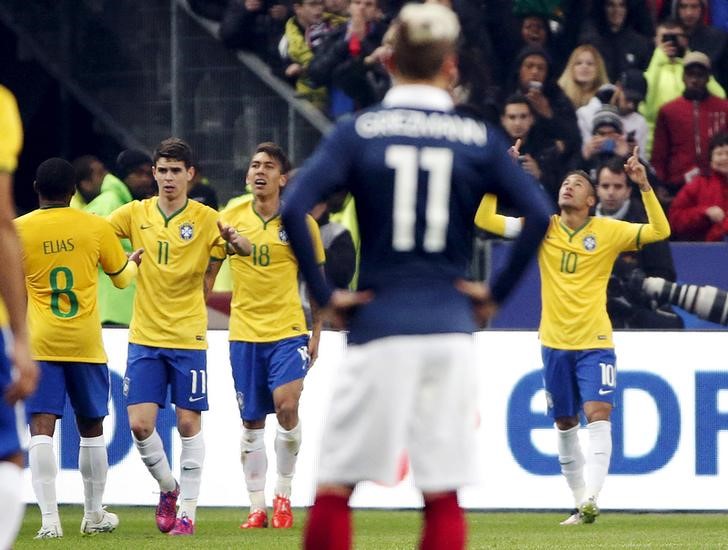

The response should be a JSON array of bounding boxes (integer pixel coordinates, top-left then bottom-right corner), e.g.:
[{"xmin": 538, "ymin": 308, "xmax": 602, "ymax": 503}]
[{"xmin": 13, "ymin": 505, "xmax": 728, "ymax": 549}]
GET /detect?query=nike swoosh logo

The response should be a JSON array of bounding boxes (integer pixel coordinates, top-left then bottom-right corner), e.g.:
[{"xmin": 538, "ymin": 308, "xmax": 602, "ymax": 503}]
[
  {"xmin": 140, "ymin": 223, "xmax": 153, "ymax": 229},
  {"xmin": 598, "ymin": 389, "xmax": 614, "ymax": 395},
  {"xmin": 188, "ymin": 395, "xmax": 206, "ymax": 402}
]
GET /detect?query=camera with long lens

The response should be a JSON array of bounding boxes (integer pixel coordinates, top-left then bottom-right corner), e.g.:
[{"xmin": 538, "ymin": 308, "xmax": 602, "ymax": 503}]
[{"xmin": 642, "ymin": 277, "xmax": 728, "ymax": 326}]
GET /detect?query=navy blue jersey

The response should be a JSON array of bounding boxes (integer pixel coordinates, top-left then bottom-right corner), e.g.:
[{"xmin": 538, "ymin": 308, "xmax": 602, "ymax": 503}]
[{"xmin": 282, "ymin": 85, "xmax": 551, "ymax": 344}]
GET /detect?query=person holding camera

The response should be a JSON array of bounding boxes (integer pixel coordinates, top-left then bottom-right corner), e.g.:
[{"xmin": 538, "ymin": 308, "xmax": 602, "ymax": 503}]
[
  {"xmin": 640, "ymin": 19, "xmax": 725, "ymax": 154},
  {"xmin": 651, "ymin": 52, "xmax": 728, "ymax": 207},
  {"xmin": 581, "ymin": 106, "xmax": 630, "ymax": 169}
]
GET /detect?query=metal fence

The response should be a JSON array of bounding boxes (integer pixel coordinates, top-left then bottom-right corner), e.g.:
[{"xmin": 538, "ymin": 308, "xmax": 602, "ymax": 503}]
[{"xmin": 0, "ymin": 0, "xmax": 329, "ymax": 204}]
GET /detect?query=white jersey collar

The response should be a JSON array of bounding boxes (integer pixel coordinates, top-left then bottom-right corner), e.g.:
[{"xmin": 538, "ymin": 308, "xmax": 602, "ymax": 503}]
[{"xmin": 382, "ymin": 85, "xmax": 454, "ymax": 112}]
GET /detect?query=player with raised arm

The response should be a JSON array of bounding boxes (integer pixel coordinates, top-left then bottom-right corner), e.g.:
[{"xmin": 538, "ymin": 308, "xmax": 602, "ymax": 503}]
[
  {"xmin": 281, "ymin": 4, "xmax": 553, "ymax": 549},
  {"xmin": 15, "ymin": 158, "xmax": 142, "ymax": 539},
  {"xmin": 475, "ymin": 146, "xmax": 670, "ymax": 525},
  {"xmin": 0, "ymin": 83, "xmax": 39, "ymax": 550},
  {"xmin": 109, "ymin": 138, "xmax": 248, "ymax": 536},
  {"xmin": 221, "ymin": 142, "xmax": 324, "ymax": 530}
]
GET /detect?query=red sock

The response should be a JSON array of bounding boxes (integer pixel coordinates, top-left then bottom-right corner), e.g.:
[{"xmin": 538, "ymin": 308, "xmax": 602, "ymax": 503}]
[
  {"xmin": 304, "ymin": 493, "xmax": 351, "ymax": 550},
  {"xmin": 419, "ymin": 492, "xmax": 466, "ymax": 550}
]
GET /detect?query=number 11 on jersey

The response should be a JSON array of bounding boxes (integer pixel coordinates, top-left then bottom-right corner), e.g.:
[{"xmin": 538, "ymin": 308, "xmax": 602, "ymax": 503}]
[{"xmin": 386, "ymin": 145, "xmax": 453, "ymax": 253}]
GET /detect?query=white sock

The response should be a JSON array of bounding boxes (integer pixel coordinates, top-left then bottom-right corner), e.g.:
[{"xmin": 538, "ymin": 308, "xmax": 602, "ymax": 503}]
[
  {"xmin": 0, "ymin": 461, "xmax": 25, "ymax": 550},
  {"xmin": 79, "ymin": 435, "xmax": 108, "ymax": 521},
  {"xmin": 178, "ymin": 431, "xmax": 205, "ymax": 522},
  {"xmin": 241, "ymin": 427, "xmax": 267, "ymax": 511},
  {"xmin": 133, "ymin": 429, "xmax": 177, "ymax": 492},
  {"xmin": 274, "ymin": 422, "xmax": 301, "ymax": 498},
  {"xmin": 584, "ymin": 420, "xmax": 612, "ymax": 502},
  {"xmin": 556, "ymin": 424, "xmax": 585, "ymax": 507},
  {"xmin": 29, "ymin": 435, "xmax": 60, "ymax": 527}
]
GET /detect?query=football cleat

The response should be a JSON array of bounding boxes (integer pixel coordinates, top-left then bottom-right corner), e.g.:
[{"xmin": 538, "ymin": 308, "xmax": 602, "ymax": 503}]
[
  {"xmin": 80, "ymin": 507, "xmax": 119, "ymax": 535},
  {"xmin": 272, "ymin": 495, "xmax": 293, "ymax": 528},
  {"xmin": 34, "ymin": 524, "xmax": 63, "ymax": 539},
  {"xmin": 559, "ymin": 509, "xmax": 582, "ymax": 526},
  {"xmin": 155, "ymin": 482, "xmax": 180, "ymax": 533},
  {"xmin": 168, "ymin": 513, "xmax": 195, "ymax": 536},
  {"xmin": 579, "ymin": 497, "xmax": 600, "ymax": 524},
  {"xmin": 240, "ymin": 508, "xmax": 268, "ymax": 529}
]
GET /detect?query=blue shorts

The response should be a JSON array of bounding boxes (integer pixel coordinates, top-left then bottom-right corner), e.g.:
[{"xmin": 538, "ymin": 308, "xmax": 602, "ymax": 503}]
[
  {"xmin": 0, "ymin": 330, "xmax": 24, "ymax": 459},
  {"xmin": 124, "ymin": 344, "xmax": 208, "ymax": 411},
  {"xmin": 230, "ymin": 335, "xmax": 309, "ymax": 422},
  {"xmin": 541, "ymin": 346, "xmax": 617, "ymax": 419},
  {"xmin": 25, "ymin": 361, "xmax": 109, "ymax": 418}
]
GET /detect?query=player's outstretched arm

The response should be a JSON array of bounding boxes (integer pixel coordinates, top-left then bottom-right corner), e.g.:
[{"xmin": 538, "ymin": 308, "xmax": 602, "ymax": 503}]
[
  {"xmin": 625, "ymin": 146, "xmax": 671, "ymax": 244},
  {"xmin": 218, "ymin": 220, "xmax": 252, "ymax": 256}
]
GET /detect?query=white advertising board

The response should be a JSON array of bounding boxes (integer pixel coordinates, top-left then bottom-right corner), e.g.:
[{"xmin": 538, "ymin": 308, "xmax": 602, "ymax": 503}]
[{"xmin": 21, "ymin": 330, "xmax": 728, "ymax": 510}]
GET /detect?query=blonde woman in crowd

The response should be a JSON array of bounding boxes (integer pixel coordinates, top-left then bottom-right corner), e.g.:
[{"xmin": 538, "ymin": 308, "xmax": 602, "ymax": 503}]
[{"xmin": 558, "ymin": 44, "xmax": 610, "ymax": 109}]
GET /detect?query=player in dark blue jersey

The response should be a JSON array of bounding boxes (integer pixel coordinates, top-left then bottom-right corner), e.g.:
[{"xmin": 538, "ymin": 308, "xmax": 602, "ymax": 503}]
[{"xmin": 281, "ymin": 4, "xmax": 552, "ymax": 549}]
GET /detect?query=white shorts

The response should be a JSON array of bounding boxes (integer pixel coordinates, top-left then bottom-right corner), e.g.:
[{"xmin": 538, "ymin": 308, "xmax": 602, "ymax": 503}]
[{"xmin": 317, "ymin": 333, "xmax": 478, "ymax": 492}]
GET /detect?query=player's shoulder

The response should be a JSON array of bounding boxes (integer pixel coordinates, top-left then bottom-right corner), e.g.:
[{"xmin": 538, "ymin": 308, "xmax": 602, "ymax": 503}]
[{"xmin": 221, "ymin": 197, "xmax": 253, "ymax": 220}]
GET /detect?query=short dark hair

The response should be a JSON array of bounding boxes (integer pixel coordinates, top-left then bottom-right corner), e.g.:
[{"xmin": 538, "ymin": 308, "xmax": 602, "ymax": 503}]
[
  {"xmin": 35, "ymin": 158, "xmax": 75, "ymax": 200},
  {"xmin": 657, "ymin": 18, "xmax": 685, "ymax": 32},
  {"xmin": 564, "ymin": 169, "xmax": 596, "ymax": 196},
  {"xmin": 596, "ymin": 156, "xmax": 628, "ymax": 182},
  {"xmin": 72, "ymin": 155, "xmax": 100, "ymax": 187},
  {"xmin": 502, "ymin": 93, "xmax": 533, "ymax": 115},
  {"xmin": 709, "ymin": 131, "xmax": 728, "ymax": 155},
  {"xmin": 154, "ymin": 138, "xmax": 193, "ymax": 168},
  {"xmin": 253, "ymin": 142, "xmax": 292, "ymax": 174}
]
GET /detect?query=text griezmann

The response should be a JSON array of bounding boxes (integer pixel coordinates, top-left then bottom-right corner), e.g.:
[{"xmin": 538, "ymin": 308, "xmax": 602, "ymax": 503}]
[{"xmin": 355, "ymin": 109, "xmax": 488, "ymax": 145}]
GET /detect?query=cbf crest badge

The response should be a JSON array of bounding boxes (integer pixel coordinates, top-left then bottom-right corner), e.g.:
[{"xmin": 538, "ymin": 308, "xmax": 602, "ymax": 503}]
[
  {"xmin": 278, "ymin": 227, "xmax": 289, "ymax": 244},
  {"xmin": 180, "ymin": 222, "xmax": 194, "ymax": 240},
  {"xmin": 583, "ymin": 234, "xmax": 597, "ymax": 251}
]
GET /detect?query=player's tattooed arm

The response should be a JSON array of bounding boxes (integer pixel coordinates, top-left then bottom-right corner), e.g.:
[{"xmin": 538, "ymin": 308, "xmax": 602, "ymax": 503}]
[{"xmin": 203, "ymin": 259, "xmax": 223, "ymax": 301}]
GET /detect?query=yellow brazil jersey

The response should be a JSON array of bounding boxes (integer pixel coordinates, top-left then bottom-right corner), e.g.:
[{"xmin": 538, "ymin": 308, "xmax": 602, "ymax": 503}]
[
  {"xmin": 109, "ymin": 198, "xmax": 226, "ymax": 349},
  {"xmin": 538, "ymin": 215, "xmax": 644, "ymax": 349},
  {"xmin": 221, "ymin": 200, "xmax": 325, "ymax": 342},
  {"xmin": 475, "ymin": 190, "xmax": 670, "ymax": 349},
  {"xmin": 14, "ymin": 207, "xmax": 129, "ymax": 362}
]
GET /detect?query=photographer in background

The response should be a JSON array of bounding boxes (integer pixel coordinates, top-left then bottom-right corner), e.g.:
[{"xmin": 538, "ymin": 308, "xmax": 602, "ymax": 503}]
[
  {"xmin": 640, "ymin": 19, "xmax": 725, "ymax": 154},
  {"xmin": 594, "ymin": 157, "xmax": 683, "ymax": 329},
  {"xmin": 581, "ymin": 106, "xmax": 630, "ymax": 174}
]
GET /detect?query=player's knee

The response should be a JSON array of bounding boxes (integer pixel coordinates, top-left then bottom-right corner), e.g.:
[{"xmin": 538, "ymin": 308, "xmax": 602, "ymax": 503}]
[
  {"xmin": 129, "ymin": 420, "xmax": 155, "ymax": 441},
  {"xmin": 176, "ymin": 417, "xmax": 201, "ymax": 438},
  {"xmin": 274, "ymin": 399, "xmax": 299, "ymax": 427}
]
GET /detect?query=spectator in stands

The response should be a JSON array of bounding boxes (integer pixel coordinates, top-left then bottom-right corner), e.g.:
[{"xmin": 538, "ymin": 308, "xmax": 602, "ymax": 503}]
[
  {"xmin": 675, "ymin": 0, "xmax": 728, "ymax": 88},
  {"xmin": 85, "ymin": 149, "xmax": 154, "ymax": 326},
  {"xmin": 188, "ymin": 165, "xmax": 220, "ymax": 210},
  {"xmin": 669, "ymin": 132, "xmax": 728, "ymax": 241},
  {"xmin": 640, "ymin": 19, "xmax": 725, "ymax": 153},
  {"xmin": 324, "ymin": 0, "xmax": 349, "ymax": 17},
  {"xmin": 307, "ymin": 0, "xmax": 388, "ymax": 117},
  {"xmin": 500, "ymin": 93, "xmax": 563, "ymax": 204},
  {"xmin": 651, "ymin": 51, "xmax": 728, "ymax": 206},
  {"xmin": 577, "ymin": 70, "xmax": 649, "ymax": 158},
  {"xmin": 219, "ymin": 0, "xmax": 290, "ymax": 73},
  {"xmin": 70, "ymin": 155, "xmax": 107, "ymax": 209},
  {"xmin": 581, "ymin": 107, "xmax": 630, "ymax": 176},
  {"xmin": 579, "ymin": 0, "xmax": 653, "ymax": 81},
  {"xmin": 280, "ymin": 0, "xmax": 347, "ymax": 111},
  {"xmin": 509, "ymin": 45, "xmax": 582, "ymax": 164},
  {"xmin": 595, "ymin": 156, "xmax": 682, "ymax": 329},
  {"xmin": 557, "ymin": 44, "xmax": 610, "ymax": 110}
]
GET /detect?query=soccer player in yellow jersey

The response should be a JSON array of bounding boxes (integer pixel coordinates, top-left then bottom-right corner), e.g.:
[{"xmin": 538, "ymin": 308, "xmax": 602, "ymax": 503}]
[
  {"xmin": 0, "ymin": 83, "xmax": 38, "ymax": 550},
  {"xmin": 474, "ymin": 147, "xmax": 670, "ymax": 525},
  {"xmin": 15, "ymin": 158, "xmax": 141, "ymax": 539},
  {"xmin": 108, "ymin": 138, "xmax": 248, "ymax": 537},
  {"xmin": 220, "ymin": 142, "xmax": 325, "ymax": 530}
]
